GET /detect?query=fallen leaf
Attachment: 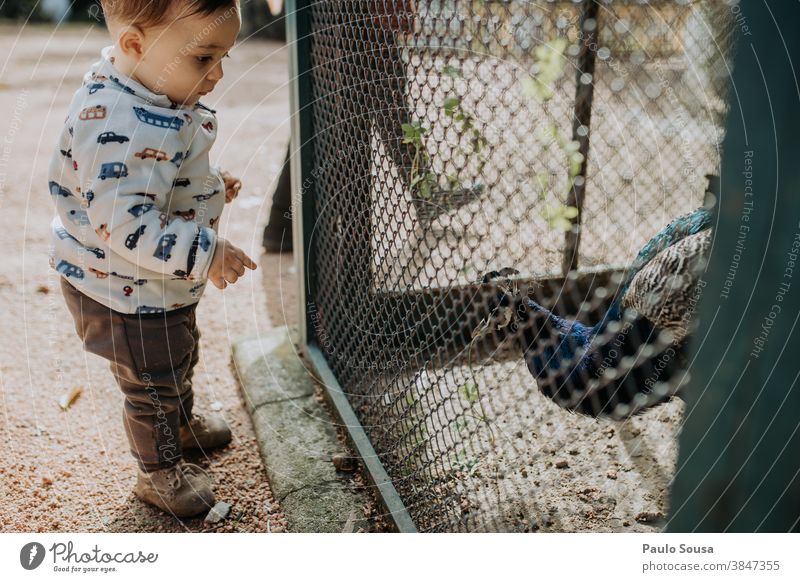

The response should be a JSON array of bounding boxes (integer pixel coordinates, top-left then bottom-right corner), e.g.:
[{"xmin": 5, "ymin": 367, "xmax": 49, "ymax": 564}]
[
  {"xmin": 332, "ymin": 453, "xmax": 358, "ymax": 472},
  {"xmin": 58, "ymin": 386, "xmax": 82, "ymax": 410}
]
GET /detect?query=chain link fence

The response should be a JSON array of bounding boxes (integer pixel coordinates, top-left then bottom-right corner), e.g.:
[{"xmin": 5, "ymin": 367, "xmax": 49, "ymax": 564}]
[{"xmin": 294, "ymin": 0, "xmax": 736, "ymax": 531}]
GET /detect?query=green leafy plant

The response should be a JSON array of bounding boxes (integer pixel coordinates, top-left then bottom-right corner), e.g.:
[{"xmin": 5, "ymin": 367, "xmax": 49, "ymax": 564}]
[
  {"xmin": 402, "ymin": 121, "xmax": 439, "ymax": 200},
  {"xmin": 455, "ymin": 316, "xmax": 517, "ymax": 445},
  {"xmin": 448, "ymin": 446, "xmax": 482, "ymax": 475},
  {"xmin": 443, "ymin": 96, "xmax": 489, "ymax": 173},
  {"xmin": 460, "ymin": 382, "xmax": 480, "ymax": 402},
  {"xmin": 442, "ymin": 64, "xmax": 463, "ymax": 78},
  {"xmin": 522, "ymin": 38, "xmax": 569, "ymax": 102},
  {"xmin": 543, "ymin": 203, "xmax": 580, "ymax": 231},
  {"xmin": 522, "ymin": 38, "xmax": 582, "ymax": 231},
  {"xmin": 402, "ymin": 62, "xmax": 490, "ymax": 207}
]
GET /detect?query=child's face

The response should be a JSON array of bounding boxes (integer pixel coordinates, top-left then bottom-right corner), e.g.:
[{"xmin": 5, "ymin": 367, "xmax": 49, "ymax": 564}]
[{"xmin": 125, "ymin": 6, "xmax": 241, "ymax": 107}]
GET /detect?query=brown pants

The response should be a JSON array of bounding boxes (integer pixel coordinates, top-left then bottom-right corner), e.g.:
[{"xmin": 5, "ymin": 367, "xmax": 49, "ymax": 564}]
[{"xmin": 60, "ymin": 277, "xmax": 199, "ymax": 472}]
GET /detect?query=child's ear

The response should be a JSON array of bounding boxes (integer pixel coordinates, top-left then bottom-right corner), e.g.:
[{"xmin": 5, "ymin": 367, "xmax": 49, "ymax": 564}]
[{"xmin": 117, "ymin": 25, "xmax": 146, "ymax": 59}]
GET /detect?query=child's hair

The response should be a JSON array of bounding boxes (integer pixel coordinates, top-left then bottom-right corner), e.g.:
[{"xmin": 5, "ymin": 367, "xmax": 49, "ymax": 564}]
[{"xmin": 99, "ymin": 0, "xmax": 239, "ymax": 29}]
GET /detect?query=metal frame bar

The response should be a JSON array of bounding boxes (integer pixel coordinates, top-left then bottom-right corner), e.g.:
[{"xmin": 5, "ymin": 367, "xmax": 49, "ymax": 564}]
[
  {"xmin": 287, "ymin": 0, "xmax": 417, "ymax": 532},
  {"xmin": 563, "ymin": 0, "xmax": 600, "ymax": 275},
  {"xmin": 305, "ymin": 345, "xmax": 418, "ymax": 532},
  {"xmin": 288, "ymin": 0, "xmax": 316, "ymax": 346},
  {"xmin": 370, "ymin": 267, "xmax": 624, "ymax": 364}
]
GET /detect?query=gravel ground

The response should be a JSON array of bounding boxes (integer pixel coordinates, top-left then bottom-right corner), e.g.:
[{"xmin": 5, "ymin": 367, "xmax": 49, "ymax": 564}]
[{"xmin": 0, "ymin": 23, "xmax": 294, "ymax": 532}]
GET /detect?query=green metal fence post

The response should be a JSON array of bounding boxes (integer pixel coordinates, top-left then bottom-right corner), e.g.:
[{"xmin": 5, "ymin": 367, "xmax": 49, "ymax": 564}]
[
  {"xmin": 287, "ymin": 0, "xmax": 317, "ymax": 345},
  {"xmin": 668, "ymin": 0, "xmax": 800, "ymax": 532}
]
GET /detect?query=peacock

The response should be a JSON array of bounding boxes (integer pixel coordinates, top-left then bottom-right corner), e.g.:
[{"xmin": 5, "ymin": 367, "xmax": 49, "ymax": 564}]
[{"xmin": 479, "ymin": 181, "xmax": 716, "ymax": 419}]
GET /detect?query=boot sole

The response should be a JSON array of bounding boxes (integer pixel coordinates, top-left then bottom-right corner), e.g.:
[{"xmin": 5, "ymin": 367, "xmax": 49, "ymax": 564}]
[{"xmin": 133, "ymin": 481, "xmax": 215, "ymax": 517}]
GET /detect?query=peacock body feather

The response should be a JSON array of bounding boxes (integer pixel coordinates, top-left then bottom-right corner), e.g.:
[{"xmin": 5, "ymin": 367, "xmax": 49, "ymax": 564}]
[
  {"xmin": 483, "ymin": 203, "xmax": 714, "ymax": 418},
  {"xmin": 622, "ymin": 228, "xmax": 711, "ymax": 338},
  {"xmin": 607, "ymin": 206, "xmax": 713, "ymax": 323}
]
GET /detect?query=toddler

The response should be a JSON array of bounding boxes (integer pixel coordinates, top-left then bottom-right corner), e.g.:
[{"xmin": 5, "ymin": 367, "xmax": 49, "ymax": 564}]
[{"xmin": 48, "ymin": 0, "xmax": 256, "ymax": 517}]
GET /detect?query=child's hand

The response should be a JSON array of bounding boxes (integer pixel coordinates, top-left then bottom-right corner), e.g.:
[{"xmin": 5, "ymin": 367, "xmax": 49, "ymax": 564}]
[
  {"xmin": 207, "ymin": 238, "xmax": 257, "ymax": 289},
  {"xmin": 220, "ymin": 170, "xmax": 242, "ymax": 203}
]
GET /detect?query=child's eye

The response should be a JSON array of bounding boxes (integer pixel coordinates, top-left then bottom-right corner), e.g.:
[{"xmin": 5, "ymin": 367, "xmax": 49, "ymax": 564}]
[{"xmin": 196, "ymin": 53, "xmax": 230, "ymax": 65}]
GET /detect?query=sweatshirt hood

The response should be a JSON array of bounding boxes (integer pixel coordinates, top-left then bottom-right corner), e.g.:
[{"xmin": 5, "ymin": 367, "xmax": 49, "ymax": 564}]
[{"xmin": 84, "ymin": 45, "xmax": 180, "ymax": 110}]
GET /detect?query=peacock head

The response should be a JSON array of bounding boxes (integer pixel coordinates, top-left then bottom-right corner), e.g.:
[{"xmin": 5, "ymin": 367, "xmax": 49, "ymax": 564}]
[{"xmin": 472, "ymin": 267, "xmax": 522, "ymax": 340}]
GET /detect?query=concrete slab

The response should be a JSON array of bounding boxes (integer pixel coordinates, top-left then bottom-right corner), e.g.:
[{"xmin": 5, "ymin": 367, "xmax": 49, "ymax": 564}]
[
  {"xmin": 232, "ymin": 327, "xmax": 314, "ymax": 410},
  {"xmin": 232, "ymin": 327, "xmax": 371, "ymax": 532}
]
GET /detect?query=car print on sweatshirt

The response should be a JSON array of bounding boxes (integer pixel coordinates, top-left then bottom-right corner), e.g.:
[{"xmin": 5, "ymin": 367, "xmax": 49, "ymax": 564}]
[
  {"xmin": 198, "ymin": 228, "xmax": 212, "ymax": 252},
  {"xmin": 84, "ymin": 246, "xmax": 106, "ymax": 259},
  {"xmin": 79, "ymin": 105, "xmax": 107, "ymax": 120},
  {"xmin": 170, "ymin": 151, "xmax": 186, "ymax": 167},
  {"xmin": 125, "ymin": 224, "xmax": 147, "ymax": 250},
  {"xmin": 108, "ymin": 75, "xmax": 137, "ymax": 95},
  {"xmin": 109, "ymin": 271, "xmax": 147, "ymax": 285},
  {"xmin": 95, "ymin": 224, "xmax": 111, "ymax": 241},
  {"xmin": 172, "ymin": 209, "xmax": 195, "ymax": 221},
  {"xmin": 98, "ymin": 162, "xmax": 128, "ymax": 180},
  {"xmin": 136, "ymin": 305, "xmax": 166, "ymax": 315},
  {"xmin": 89, "ymin": 267, "xmax": 109, "ymax": 278},
  {"xmin": 128, "ymin": 203, "xmax": 154, "ymax": 217},
  {"xmin": 153, "ymin": 233, "xmax": 178, "ymax": 261},
  {"xmin": 192, "ymin": 188, "xmax": 220, "ymax": 201},
  {"xmin": 55, "ymin": 227, "xmax": 76, "ymax": 241},
  {"xmin": 65, "ymin": 209, "xmax": 90, "ymax": 228},
  {"xmin": 56, "ymin": 259, "xmax": 84, "ymax": 279},
  {"xmin": 97, "ymin": 131, "xmax": 129, "ymax": 145},
  {"xmin": 134, "ymin": 148, "xmax": 169, "ymax": 161},
  {"xmin": 133, "ymin": 106, "xmax": 184, "ymax": 131},
  {"xmin": 49, "ymin": 181, "xmax": 73, "ymax": 198}
]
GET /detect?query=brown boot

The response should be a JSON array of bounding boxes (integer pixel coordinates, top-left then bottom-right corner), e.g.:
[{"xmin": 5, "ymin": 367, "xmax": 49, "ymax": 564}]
[
  {"xmin": 133, "ymin": 460, "xmax": 215, "ymax": 517},
  {"xmin": 180, "ymin": 413, "xmax": 232, "ymax": 452}
]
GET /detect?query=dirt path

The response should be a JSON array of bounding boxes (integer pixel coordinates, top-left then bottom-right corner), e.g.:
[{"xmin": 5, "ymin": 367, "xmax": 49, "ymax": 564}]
[{"xmin": 0, "ymin": 23, "xmax": 293, "ymax": 532}]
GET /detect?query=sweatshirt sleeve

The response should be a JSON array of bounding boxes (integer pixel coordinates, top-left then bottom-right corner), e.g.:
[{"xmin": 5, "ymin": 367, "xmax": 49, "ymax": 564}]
[{"xmin": 70, "ymin": 100, "xmax": 217, "ymax": 279}]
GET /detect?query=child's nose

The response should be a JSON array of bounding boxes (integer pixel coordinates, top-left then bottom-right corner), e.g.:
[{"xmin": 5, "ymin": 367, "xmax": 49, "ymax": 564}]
[{"xmin": 207, "ymin": 61, "xmax": 224, "ymax": 82}]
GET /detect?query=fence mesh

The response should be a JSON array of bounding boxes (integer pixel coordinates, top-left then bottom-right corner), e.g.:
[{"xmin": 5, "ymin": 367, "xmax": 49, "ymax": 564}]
[{"xmin": 301, "ymin": 0, "xmax": 736, "ymax": 531}]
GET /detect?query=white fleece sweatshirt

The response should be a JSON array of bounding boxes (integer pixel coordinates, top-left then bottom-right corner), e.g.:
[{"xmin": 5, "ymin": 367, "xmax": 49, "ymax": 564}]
[{"xmin": 48, "ymin": 45, "xmax": 224, "ymax": 314}]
